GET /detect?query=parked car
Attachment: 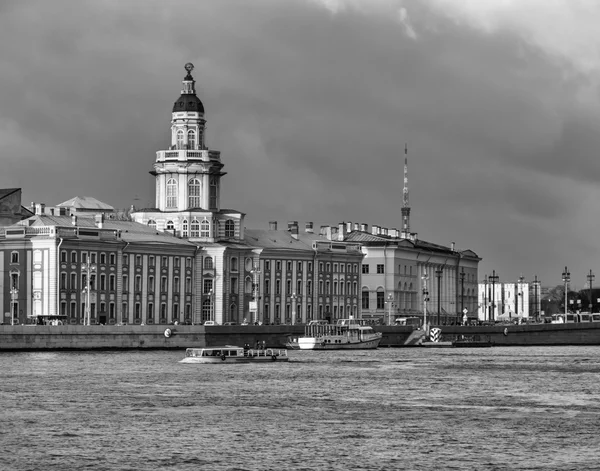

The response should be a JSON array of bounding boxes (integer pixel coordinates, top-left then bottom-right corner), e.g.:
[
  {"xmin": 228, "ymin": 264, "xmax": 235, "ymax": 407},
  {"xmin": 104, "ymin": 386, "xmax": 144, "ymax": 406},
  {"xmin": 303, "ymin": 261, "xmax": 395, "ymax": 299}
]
[
  {"xmin": 203, "ymin": 321, "xmax": 218, "ymax": 326},
  {"xmin": 223, "ymin": 322, "xmax": 237, "ymax": 326}
]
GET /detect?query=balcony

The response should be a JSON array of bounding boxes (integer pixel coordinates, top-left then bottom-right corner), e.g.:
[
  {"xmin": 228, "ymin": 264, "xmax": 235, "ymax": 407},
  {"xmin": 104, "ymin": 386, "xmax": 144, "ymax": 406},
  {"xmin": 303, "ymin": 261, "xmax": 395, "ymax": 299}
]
[{"xmin": 155, "ymin": 149, "xmax": 221, "ymax": 162}]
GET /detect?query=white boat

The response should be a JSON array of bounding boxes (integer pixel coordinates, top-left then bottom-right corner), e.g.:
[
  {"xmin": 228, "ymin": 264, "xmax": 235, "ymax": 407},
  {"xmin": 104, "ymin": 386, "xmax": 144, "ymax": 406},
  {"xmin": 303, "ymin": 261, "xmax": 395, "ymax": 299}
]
[
  {"xmin": 179, "ymin": 345, "xmax": 289, "ymax": 363},
  {"xmin": 287, "ymin": 318, "xmax": 382, "ymax": 350}
]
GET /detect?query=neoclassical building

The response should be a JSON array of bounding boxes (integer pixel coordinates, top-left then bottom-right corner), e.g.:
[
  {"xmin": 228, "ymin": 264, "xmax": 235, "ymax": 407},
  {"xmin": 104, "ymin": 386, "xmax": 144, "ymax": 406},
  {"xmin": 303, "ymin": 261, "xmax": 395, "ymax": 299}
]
[{"xmin": 0, "ymin": 63, "xmax": 480, "ymax": 326}]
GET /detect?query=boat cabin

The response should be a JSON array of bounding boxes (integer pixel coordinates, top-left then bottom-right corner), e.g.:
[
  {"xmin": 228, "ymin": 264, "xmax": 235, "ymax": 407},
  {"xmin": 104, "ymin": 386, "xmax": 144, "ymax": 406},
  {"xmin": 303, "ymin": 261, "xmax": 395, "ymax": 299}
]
[{"xmin": 185, "ymin": 346, "xmax": 244, "ymax": 358}]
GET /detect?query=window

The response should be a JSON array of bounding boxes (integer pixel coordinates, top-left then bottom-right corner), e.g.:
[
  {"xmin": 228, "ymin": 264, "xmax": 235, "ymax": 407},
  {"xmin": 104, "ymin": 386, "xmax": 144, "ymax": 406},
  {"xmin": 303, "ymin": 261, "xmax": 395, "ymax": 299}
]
[
  {"xmin": 110, "ymin": 253, "xmax": 116, "ymax": 265},
  {"xmin": 60, "ymin": 302, "xmax": 67, "ymax": 316},
  {"xmin": 123, "ymin": 254, "xmax": 129, "ymax": 265},
  {"xmin": 307, "ymin": 280, "xmax": 313, "ymax": 296},
  {"xmin": 135, "ymin": 275, "xmax": 141, "ymax": 292},
  {"xmin": 71, "ymin": 252, "xmax": 77, "ymax": 263},
  {"xmin": 287, "ymin": 261, "xmax": 292, "ymax": 272},
  {"xmin": 297, "ymin": 280, "xmax": 302, "ymax": 294},
  {"xmin": 100, "ymin": 302, "xmax": 106, "ymax": 314},
  {"xmin": 231, "ymin": 277, "xmax": 238, "ymax": 294},
  {"xmin": 61, "ymin": 251, "xmax": 67, "ymax": 263},
  {"xmin": 173, "ymin": 303, "xmax": 179, "ymax": 321},
  {"xmin": 100, "ymin": 253, "xmax": 106, "ymax": 265},
  {"xmin": 162, "ymin": 256, "xmax": 168, "ymax": 266},
  {"xmin": 308, "ymin": 262, "xmax": 313, "ymax": 272},
  {"xmin": 176, "ymin": 129, "xmax": 184, "ymax": 149},
  {"xmin": 276, "ymin": 280, "xmax": 281, "ymax": 295},
  {"xmin": 174, "ymin": 277, "xmax": 180, "ymax": 292},
  {"xmin": 362, "ymin": 290, "xmax": 369, "ymax": 309},
  {"xmin": 333, "ymin": 263, "xmax": 338, "ymax": 272},
  {"xmin": 188, "ymin": 178, "xmax": 201, "ymax": 208},
  {"xmin": 362, "ymin": 264, "xmax": 369, "ymax": 274},
  {"xmin": 70, "ymin": 302, "xmax": 76, "ymax": 318},
  {"xmin": 174, "ymin": 257, "xmax": 180, "ymax": 268},
  {"xmin": 353, "ymin": 264, "xmax": 358, "ymax": 273},
  {"xmin": 377, "ymin": 264, "xmax": 384, "ymax": 274},
  {"xmin": 122, "ymin": 303, "xmax": 128, "ymax": 323},
  {"xmin": 245, "ymin": 277, "xmax": 253, "ymax": 294},
  {"xmin": 148, "ymin": 303, "xmax": 154, "ymax": 321},
  {"xmin": 100, "ymin": 274, "xmax": 106, "ymax": 291},
  {"xmin": 185, "ymin": 277, "xmax": 192, "ymax": 292},
  {"xmin": 286, "ymin": 280, "xmax": 292, "ymax": 293},
  {"xmin": 148, "ymin": 276, "xmax": 154, "ymax": 292},
  {"xmin": 135, "ymin": 255, "xmax": 142, "ymax": 266},
  {"xmin": 161, "ymin": 276, "xmax": 168, "ymax": 292},
  {"xmin": 187, "ymin": 129, "xmax": 196, "ymax": 149},
  {"xmin": 135, "ymin": 303, "xmax": 141, "ymax": 319},
  {"xmin": 182, "ymin": 219, "xmax": 189, "ymax": 238},
  {"xmin": 123, "ymin": 275, "xmax": 128, "ymax": 291},
  {"xmin": 265, "ymin": 261, "xmax": 271, "ymax": 271},
  {"xmin": 225, "ymin": 220, "xmax": 235, "ymax": 238},
  {"xmin": 276, "ymin": 261, "xmax": 282, "ymax": 271},
  {"xmin": 186, "ymin": 257, "xmax": 192, "ymax": 268},
  {"xmin": 166, "ymin": 220, "xmax": 175, "ymax": 231},
  {"xmin": 203, "ymin": 279, "xmax": 213, "ymax": 294},
  {"xmin": 204, "ymin": 257, "xmax": 213, "ymax": 269},
  {"xmin": 377, "ymin": 291, "xmax": 385, "ymax": 309},
  {"xmin": 166, "ymin": 178, "xmax": 178, "ymax": 209},
  {"xmin": 297, "ymin": 261, "xmax": 302, "ymax": 272},
  {"xmin": 202, "ymin": 299, "xmax": 212, "ymax": 323},
  {"xmin": 109, "ymin": 275, "xmax": 116, "ymax": 291},
  {"xmin": 200, "ymin": 219, "xmax": 210, "ymax": 238},
  {"xmin": 326, "ymin": 263, "xmax": 331, "ymax": 271},
  {"xmin": 161, "ymin": 303, "xmax": 167, "ymax": 320},
  {"xmin": 70, "ymin": 273, "xmax": 76, "ymax": 289},
  {"xmin": 109, "ymin": 303, "xmax": 115, "ymax": 319},
  {"xmin": 264, "ymin": 279, "xmax": 270, "ymax": 295},
  {"xmin": 91, "ymin": 253, "xmax": 97, "ymax": 264},
  {"xmin": 60, "ymin": 273, "xmax": 67, "ymax": 289},
  {"xmin": 149, "ymin": 256, "xmax": 155, "ymax": 266},
  {"xmin": 231, "ymin": 257, "xmax": 238, "ymax": 272},
  {"xmin": 190, "ymin": 218, "xmax": 200, "ymax": 237}
]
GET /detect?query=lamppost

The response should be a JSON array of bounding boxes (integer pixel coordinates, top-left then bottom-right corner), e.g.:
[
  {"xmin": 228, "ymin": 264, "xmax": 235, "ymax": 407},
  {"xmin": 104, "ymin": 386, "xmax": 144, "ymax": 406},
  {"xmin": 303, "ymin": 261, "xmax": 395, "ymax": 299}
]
[
  {"xmin": 562, "ymin": 266, "xmax": 570, "ymax": 321},
  {"xmin": 532, "ymin": 275, "xmax": 539, "ymax": 321},
  {"xmin": 422, "ymin": 272, "xmax": 429, "ymax": 331},
  {"xmin": 386, "ymin": 293, "xmax": 394, "ymax": 326},
  {"xmin": 291, "ymin": 292, "xmax": 297, "ymax": 325},
  {"xmin": 459, "ymin": 268, "xmax": 465, "ymax": 323},
  {"xmin": 488, "ymin": 271, "xmax": 499, "ymax": 322},
  {"xmin": 208, "ymin": 289, "xmax": 214, "ymax": 322},
  {"xmin": 482, "ymin": 275, "xmax": 488, "ymax": 321},
  {"xmin": 587, "ymin": 269, "xmax": 595, "ymax": 313},
  {"xmin": 81, "ymin": 259, "xmax": 96, "ymax": 326},
  {"xmin": 251, "ymin": 263, "xmax": 261, "ymax": 324},
  {"xmin": 517, "ymin": 274, "xmax": 525, "ymax": 318},
  {"xmin": 435, "ymin": 268, "xmax": 443, "ymax": 324},
  {"xmin": 10, "ymin": 287, "xmax": 18, "ymax": 326}
]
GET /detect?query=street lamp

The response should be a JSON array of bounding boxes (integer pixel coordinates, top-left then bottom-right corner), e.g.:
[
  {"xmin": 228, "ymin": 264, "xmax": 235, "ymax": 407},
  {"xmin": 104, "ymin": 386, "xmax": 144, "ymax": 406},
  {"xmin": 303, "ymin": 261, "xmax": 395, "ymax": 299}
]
[
  {"xmin": 291, "ymin": 292, "xmax": 297, "ymax": 325},
  {"xmin": 421, "ymin": 272, "xmax": 429, "ymax": 331},
  {"xmin": 251, "ymin": 263, "xmax": 261, "ymax": 324},
  {"xmin": 459, "ymin": 269, "xmax": 465, "ymax": 324},
  {"xmin": 562, "ymin": 266, "xmax": 570, "ymax": 321},
  {"xmin": 81, "ymin": 259, "xmax": 96, "ymax": 326},
  {"xmin": 488, "ymin": 271, "xmax": 499, "ymax": 322},
  {"xmin": 10, "ymin": 287, "xmax": 18, "ymax": 326},
  {"xmin": 435, "ymin": 268, "xmax": 443, "ymax": 324},
  {"xmin": 386, "ymin": 293, "xmax": 394, "ymax": 326},
  {"xmin": 517, "ymin": 274, "xmax": 525, "ymax": 318},
  {"xmin": 209, "ymin": 289, "xmax": 214, "ymax": 322},
  {"xmin": 532, "ymin": 275, "xmax": 539, "ymax": 321},
  {"xmin": 587, "ymin": 269, "xmax": 595, "ymax": 313}
]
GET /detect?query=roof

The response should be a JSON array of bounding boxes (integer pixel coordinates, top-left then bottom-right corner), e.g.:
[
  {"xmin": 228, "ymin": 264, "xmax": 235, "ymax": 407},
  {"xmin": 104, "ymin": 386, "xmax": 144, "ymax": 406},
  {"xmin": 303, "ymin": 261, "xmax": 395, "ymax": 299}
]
[
  {"xmin": 57, "ymin": 196, "xmax": 114, "ymax": 211},
  {"xmin": 172, "ymin": 94, "xmax": 204, "ymax": 113},
  {"xmin": 0, "ymin": 188, "xmax": 20, "ymax": 199}
]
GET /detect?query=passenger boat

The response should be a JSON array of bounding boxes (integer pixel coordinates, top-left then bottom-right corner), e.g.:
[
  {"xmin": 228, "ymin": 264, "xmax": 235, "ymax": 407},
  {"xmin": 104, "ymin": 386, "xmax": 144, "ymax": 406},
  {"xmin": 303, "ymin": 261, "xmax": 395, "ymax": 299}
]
[
  {"xmin": 287, "ymin": 318, "xmax": 382, "ymax": 350},
  {"xmin": 179, "ymin": 345, "xmax": 289, "ymax": 363}
]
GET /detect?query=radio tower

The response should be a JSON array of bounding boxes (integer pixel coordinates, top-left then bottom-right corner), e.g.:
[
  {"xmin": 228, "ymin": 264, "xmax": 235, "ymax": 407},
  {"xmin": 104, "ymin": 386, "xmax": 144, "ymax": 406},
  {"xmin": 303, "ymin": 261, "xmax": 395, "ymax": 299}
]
[{"xmin": 401, "ymin": 143, "xmax": 411, "ymax": 237}]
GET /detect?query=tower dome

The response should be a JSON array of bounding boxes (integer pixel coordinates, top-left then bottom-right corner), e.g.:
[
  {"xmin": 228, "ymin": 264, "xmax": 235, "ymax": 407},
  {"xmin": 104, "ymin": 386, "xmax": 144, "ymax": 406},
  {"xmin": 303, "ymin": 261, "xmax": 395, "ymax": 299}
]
[{"xmin": 172, "ymin": 62, "xmax": 204, "ymax": 113}]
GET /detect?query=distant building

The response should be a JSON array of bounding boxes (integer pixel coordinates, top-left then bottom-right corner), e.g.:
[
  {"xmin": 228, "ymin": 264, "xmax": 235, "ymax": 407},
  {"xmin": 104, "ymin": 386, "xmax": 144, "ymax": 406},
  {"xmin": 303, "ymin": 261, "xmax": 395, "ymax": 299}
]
[
  {"xmin": 478, "ymin": 279, "xmax": 530, "ymax": 321},
  {"xmin": 0, "ymin": 189, "xmax": 33, "ymax": 227}
]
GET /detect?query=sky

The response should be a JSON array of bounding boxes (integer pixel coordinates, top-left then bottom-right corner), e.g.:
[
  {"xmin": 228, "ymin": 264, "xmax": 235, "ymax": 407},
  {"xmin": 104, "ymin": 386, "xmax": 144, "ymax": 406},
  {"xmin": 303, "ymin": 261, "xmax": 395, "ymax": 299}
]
[{"xmin": 1, "ymin": 0, "xmax": 600, "ymax": 289}]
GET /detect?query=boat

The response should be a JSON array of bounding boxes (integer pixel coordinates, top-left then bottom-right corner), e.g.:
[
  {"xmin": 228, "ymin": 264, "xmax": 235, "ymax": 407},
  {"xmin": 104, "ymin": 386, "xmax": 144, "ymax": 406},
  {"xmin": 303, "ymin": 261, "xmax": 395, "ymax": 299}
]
[
  {"xmin": 287, "ymin": 318, "xmax": 382, "ymax": 350},
  {"xmin": 179, "ymin": 345, "xmax": 289, "ymax": 363}
]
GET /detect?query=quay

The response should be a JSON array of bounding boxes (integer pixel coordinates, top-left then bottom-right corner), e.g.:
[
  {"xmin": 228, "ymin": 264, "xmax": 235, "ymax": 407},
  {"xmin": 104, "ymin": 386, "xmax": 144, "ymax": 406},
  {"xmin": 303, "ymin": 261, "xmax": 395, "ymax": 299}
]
[{"xmin": 2, "ymin": 322, "xmax": 600, "ymax": 350}]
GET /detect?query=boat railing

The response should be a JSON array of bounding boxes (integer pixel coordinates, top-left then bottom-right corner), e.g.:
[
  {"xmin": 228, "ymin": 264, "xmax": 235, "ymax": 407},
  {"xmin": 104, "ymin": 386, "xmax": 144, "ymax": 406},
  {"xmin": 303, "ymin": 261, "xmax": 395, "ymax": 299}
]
[{"xmin": 245, "ymin": 348, "xmax": 288, "ymax": 358}]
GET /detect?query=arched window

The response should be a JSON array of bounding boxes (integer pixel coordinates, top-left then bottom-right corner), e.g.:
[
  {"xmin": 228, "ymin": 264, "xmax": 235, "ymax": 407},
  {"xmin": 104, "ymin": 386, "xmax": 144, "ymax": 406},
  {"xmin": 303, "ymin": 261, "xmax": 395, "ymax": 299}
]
[
  {"xmin": 176, "ymin": 129, "xmax": 184, "ymax": 149},
  {"xmin": 188, "ymin": 178, "xmax": 201, "ymax": 208},
  {"xmin": 209, "ymin": 177, "xmax": 218, "ymax": 209},
  {"xmin": 166, "ymin": 178, "xmax": 177, "ymax": 209},
  {"xmin": 230, "ymin": 257, "xmax": 238, "ymax": 271},
  {"xmin": 202, "ymin": 299, "xmax": 212, "ymax": 323},
  {"xmin": 224, "ymin": 220, "xmax": 235, "ymax": 238},
  {"xmin": 182, "ymin": 219, "xmax": 189, "ymax": 238},
  {"xmin": 190, "ymin": 218, "xmax": 200, "ymax": 237},
  {"xmin": 187, "ymin": 130, "xmax": 196, "ymax": 149},
  {"xmin": 200, "ymin": 219, "xmax": 210, "ymax": 238},
  {"xmin": 166, "ymin": 220, "xmax": 174, "ymax": 230},
  {"xmin": 204, "ymin": 257, "xmax": 213, "ymax": 269},
  {"xmin": 147, "ymin": 220, "xmax": 156, "ymax": 230}
]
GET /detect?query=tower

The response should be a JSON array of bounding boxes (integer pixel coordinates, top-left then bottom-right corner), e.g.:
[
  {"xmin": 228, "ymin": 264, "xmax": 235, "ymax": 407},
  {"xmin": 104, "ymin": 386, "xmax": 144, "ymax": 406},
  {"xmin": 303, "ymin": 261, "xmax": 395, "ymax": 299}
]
[
  {"xmin": 401, "ymin": 144, "xmax": 411, "ymax": 238},
  {"xmin": 132, "ymin": 63, "xmax": 244, "ymax": 241}
]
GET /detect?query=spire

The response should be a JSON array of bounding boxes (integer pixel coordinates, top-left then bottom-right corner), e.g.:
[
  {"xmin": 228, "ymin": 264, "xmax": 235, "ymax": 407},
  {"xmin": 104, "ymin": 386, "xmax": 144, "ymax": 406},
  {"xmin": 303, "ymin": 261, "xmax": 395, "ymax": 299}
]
[{"xmin": 401, "ymin": 143, "xmax": 411, "ymax": 236}]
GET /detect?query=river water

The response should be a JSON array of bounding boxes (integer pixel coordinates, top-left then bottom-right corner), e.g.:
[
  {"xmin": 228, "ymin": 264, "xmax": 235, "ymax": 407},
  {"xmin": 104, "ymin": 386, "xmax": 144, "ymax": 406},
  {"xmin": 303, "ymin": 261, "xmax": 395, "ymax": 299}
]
[{"xmin": 1, "ymin": 346, "xmax": 599, "ymax": 471}]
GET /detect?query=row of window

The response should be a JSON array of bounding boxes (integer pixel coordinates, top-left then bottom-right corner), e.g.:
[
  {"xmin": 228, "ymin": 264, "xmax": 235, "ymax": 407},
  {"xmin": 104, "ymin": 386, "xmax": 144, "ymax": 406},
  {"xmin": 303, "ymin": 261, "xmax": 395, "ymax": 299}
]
[
  {"xmin": 59, "ymin": 273, "xmax": 193, "ymax": 293},
  {"xmin": 261, "ymin": 279, "xmax": 359, "ymax": 296},
  {"xmin": 263, "ymin": 260, "xmax": 360, "ymax": 273},
  {"xmin": 59, "ymin": 301, "xmax": 192, "ymax": 321},
  {"xmin": 123, "ymin": 254, "xmax": 193, "ymax": 268},
  {"xmin": 60, "ymin": 251, "xmax": 117, "ymax": 265},
  {"xmin": 165, "ymin": 177, "xmax": 217, "ymax": 210}
]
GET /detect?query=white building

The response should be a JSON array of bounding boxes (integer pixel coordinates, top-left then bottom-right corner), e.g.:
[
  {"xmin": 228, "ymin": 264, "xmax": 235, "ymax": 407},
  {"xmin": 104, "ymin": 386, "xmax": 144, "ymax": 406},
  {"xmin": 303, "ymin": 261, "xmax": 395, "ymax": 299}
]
[{"xmin": 478, "ymin": 279, "xmax": 530, "ymax": 321}]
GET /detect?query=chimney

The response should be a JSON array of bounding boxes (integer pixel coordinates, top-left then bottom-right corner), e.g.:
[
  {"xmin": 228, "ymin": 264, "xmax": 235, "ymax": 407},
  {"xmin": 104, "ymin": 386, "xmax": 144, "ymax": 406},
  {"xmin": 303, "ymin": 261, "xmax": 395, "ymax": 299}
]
[
  {"xmin": 35, "ymin": 203, "xmax": 45, "ymax": 215},
  {"xmin": 382, "ymin": 228, "xmax": 388, "ymax": 236},
  {"xmin": 71, "ymin": 215, "xmax": 77, "ymax": 226},
  {"xmin": 390, "ymin": 228, "xmax": 398, "ymax": 238},
  {"xmin": 95, "ymin": 214, "xmax": 104, "ymax": 229},
  {"xmin": 372, "ymin": 225, "xmax": 378, "ymax": 235},
  {"xmin": 320, "ymin": 225, "xmax": 332, "ymax": 240},
  {"xmin": 360, "ymin": 223, "xmax": 368, "ymax": 232},
  {"xmin": 346, "ymin": 222, "xmax": 352, "ymax": 233},
  {"xmin": 451, "ymin": 241, "xmax": 455, "ymax": 251},
  {"xmin": 305, "ymin": 222, "xmax": 314, "ymax": 233},
  {"xmin": 338, "ymin": 222, "xmax": 346, "ymax": 241},
  {"xmin": 353, "ymin": 222, "xmax": 359, "ymax": 231},
  {"xmin": 269, "ymin": 221, "xmax": 278, "ymax": 230},
  {"xmin": 287, "ymin": 221, "xmax": 298, "ymax": 231}
]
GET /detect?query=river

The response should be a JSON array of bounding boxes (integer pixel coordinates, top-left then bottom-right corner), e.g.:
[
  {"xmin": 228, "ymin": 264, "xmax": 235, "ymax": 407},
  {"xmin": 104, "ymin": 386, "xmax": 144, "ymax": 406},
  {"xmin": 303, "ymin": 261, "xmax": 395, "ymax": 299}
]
[{"xmin": 1, "ymin": 346, "xmax": 599, "ymax": 470}]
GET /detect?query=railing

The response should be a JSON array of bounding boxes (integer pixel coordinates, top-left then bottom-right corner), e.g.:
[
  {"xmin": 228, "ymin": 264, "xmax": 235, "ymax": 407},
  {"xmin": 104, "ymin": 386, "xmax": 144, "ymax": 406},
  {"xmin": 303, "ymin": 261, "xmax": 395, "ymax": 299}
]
[{"xmin": 155, "ymin": 150, "xmax": 216, "ymax": 161}]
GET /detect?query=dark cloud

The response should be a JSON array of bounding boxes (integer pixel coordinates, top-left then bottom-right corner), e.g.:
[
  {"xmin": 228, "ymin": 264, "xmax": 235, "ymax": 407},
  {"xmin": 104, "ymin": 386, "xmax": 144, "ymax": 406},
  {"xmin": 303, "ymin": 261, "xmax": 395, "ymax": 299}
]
[{"xmin": 1, "ymin": 0, "xmax": 599, "ymax": 286}]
